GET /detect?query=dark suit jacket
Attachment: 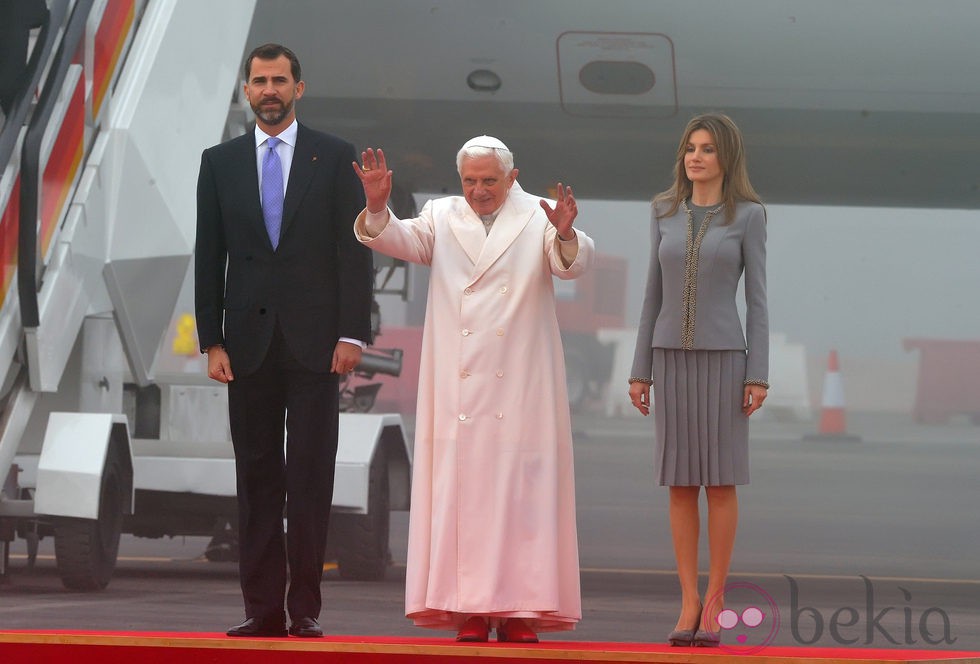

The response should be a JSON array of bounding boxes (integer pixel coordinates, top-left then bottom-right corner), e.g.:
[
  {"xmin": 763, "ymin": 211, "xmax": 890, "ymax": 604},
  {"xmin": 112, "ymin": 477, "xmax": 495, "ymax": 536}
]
[{"xmin": 195, "ymin": 123, "xmax": 373, "ymax": 376}]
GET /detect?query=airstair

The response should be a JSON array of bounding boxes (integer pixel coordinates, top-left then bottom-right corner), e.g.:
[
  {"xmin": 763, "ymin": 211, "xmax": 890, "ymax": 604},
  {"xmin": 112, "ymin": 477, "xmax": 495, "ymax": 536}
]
[{"xmin": 0, "ymin": 0, "xmax": 408, "ymax": 590}]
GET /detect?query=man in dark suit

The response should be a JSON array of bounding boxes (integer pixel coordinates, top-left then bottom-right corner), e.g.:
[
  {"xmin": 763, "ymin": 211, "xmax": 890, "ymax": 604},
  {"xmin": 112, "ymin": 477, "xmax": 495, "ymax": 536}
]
[{"xmin": 195, "ymin": 43, "xmax": 373, "ymax": 638}]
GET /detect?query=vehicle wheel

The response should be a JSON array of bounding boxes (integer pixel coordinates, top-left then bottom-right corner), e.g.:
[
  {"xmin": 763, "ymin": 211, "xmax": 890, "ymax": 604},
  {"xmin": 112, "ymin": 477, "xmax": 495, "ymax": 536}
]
[
  {"xmin": 204, "ymin": 527, "xmax": 239, "ymax": 562},
  {"xmin": 334, "ymin": 454, "xmax": 390, "ymax": 581},
  {"xmin": 52, "ymin": 458, "xmax": 124, "ymax": 591}
]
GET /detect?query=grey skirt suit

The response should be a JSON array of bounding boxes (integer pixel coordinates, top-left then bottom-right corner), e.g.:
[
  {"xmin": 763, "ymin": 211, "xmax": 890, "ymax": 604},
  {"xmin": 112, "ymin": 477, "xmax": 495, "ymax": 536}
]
[{"xmin": 630, "ymin": 200, "xmax": 769, "ymax": 486}]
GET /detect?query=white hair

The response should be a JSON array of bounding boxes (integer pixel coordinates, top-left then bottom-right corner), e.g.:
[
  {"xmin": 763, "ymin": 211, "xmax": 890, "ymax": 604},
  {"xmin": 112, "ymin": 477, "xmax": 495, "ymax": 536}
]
[{"xmin": 456, "ymin": 135, "xmax": 514, "ymax": 174}]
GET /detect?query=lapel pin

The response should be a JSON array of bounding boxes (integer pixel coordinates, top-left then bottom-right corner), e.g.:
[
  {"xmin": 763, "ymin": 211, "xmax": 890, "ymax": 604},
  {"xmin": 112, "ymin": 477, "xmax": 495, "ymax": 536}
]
[{"xmin": 312, "ymin": 155, "xmax": 318, "ymax": 161}]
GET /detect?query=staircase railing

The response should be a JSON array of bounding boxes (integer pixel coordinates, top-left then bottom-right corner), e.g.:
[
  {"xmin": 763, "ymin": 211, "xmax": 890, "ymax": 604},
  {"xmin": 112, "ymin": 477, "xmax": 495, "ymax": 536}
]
[{"xmin": 18, "ymin": 0, "xmax": 94, "ymax": 328}]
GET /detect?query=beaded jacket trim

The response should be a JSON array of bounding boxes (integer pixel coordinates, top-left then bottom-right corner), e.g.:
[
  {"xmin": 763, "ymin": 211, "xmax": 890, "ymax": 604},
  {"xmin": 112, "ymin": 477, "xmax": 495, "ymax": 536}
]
[{"xmin": 680, "ymin": 199, "xmax": 723, "ymax": 349}]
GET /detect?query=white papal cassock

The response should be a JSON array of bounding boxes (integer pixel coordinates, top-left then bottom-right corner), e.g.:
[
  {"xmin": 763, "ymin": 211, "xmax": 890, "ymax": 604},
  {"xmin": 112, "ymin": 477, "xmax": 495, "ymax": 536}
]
[{"xmin": 354, "ymin": 183, "xmax": 593, "ymax": 632}]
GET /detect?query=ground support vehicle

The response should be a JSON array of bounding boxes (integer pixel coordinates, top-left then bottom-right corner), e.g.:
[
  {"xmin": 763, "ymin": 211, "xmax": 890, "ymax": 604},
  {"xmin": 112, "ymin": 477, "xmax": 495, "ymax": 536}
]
[{"xmin": 0, "ymin": 0, "xmax": 410, "ymax": 590}]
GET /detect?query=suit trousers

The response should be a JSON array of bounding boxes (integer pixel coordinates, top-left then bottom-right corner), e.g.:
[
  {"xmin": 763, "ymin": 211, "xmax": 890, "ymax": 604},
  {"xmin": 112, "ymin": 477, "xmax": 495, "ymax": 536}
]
[{"xmin": 227, "ymin": 323, "xmax": 340, "ymax": 622}]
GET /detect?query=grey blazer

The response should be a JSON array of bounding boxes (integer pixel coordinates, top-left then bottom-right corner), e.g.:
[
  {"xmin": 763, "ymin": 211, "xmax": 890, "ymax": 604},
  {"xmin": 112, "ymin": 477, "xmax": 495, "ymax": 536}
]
[{"xmin": 630, "ymin": 200, "xmax": 769, "ymax": 384}]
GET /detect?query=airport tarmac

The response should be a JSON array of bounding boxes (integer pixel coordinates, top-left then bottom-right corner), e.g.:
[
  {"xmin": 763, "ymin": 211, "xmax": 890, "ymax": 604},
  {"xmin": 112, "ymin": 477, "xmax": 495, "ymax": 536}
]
[{"xmin": 1, "ymin": 412, "xmax": 978, "ymax": 650}]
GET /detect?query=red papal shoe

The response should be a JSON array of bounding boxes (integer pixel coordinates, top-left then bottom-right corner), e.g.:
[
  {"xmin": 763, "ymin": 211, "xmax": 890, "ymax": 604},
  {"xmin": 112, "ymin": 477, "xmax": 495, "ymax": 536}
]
[
  {"xmin": 456, "ymin": 616, "xmax": 489, "ymax": 642},
  {"xmin": 497, "ymin": 618, "xmax": 538, "ymax": 643}
]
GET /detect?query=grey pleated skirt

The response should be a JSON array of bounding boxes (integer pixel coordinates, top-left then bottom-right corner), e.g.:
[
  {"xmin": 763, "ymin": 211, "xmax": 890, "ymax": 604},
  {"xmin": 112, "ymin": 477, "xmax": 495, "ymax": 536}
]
[{"xmin": 651, "ymin": 348, "xmax": 749, "ymax": 486}]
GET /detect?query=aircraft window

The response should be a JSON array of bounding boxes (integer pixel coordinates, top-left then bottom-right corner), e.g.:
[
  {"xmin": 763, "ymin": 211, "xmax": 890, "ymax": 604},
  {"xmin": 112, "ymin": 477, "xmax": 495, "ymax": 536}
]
[{"xmin": 578, "ymin": 60, "xmax": 655, "ymax": 95}]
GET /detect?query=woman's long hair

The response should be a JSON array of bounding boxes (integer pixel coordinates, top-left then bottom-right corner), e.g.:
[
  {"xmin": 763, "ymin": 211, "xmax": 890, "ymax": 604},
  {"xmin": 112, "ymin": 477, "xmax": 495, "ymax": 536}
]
[{"xmin": 653, "ymin": 113, "xmax": 762, "ymax": 224}]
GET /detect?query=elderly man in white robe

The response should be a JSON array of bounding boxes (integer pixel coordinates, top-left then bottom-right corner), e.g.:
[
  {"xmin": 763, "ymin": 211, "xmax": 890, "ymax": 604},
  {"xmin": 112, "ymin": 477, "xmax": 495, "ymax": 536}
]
[{"xmin": 352, "ymin": 136, "xmax": 594, "ymax": 643}]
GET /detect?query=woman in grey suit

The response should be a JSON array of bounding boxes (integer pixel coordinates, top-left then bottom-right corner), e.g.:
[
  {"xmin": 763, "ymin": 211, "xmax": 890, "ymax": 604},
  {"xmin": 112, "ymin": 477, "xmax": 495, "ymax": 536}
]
[{"xmin": 628, "ymin": 113, "xmax": 769, "ymax": 647}]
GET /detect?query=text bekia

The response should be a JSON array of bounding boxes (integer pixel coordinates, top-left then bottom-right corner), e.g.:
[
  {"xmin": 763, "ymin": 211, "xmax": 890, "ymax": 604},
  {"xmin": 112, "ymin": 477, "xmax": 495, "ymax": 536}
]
[{"xmin": 787, "ymin": 575, "xmax": 956, "ymax": 646}]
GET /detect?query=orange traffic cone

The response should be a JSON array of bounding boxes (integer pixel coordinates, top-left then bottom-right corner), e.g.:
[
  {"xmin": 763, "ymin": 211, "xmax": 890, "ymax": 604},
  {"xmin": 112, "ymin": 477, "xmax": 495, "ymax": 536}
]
[{"xmin": 804, "ymin": 349, "xmax": 861, "ymax": 441}]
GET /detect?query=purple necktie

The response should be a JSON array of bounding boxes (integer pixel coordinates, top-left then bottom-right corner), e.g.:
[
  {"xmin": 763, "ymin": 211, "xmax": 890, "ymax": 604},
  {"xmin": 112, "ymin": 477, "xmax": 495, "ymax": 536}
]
[{"xmin": 262, "ymin": 136, "xmax": 284, "ymax": 249}]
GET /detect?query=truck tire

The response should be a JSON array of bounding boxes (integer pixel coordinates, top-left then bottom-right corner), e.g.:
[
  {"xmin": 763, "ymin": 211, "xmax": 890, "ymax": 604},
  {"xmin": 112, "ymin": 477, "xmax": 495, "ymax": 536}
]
[
  {"xmin": 204, "ymin": 527, "xmax": 239, "ymax": 562},
  {"xmin": 52, "ymin": 458, "xmax": 124, "ymax": 591},
  {"xmin": 334, "ymin": 454, "xmax": 390, "ymax": 581}
]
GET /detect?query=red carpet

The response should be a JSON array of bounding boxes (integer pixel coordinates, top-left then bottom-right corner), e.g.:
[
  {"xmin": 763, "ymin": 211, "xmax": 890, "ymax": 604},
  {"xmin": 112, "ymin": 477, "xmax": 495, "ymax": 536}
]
[{"xmin": 1, "ymin": 631, "xmax": 978, "ymax": 664}]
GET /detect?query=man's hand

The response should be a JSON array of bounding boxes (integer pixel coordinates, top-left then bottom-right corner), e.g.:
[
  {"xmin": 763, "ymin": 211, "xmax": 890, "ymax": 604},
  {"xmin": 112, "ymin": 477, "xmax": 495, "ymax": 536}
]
[
  {"xmin": 353, "ymin": 148, "xmax": 393, "ymax": 214},
  {"xmin": 206, "ymin": 346, "xmax": 234, "ymax": 383},
  {"xmin": 629, "ymin": 381, "xmax": 651, "ymax": 416},
  {"xmin": 539, "ymin": 183, "xmax": 577, "ymax": 240},
  {"xmin": 332, "ymin": 340, "xmax": 363, "ymax": 375}
]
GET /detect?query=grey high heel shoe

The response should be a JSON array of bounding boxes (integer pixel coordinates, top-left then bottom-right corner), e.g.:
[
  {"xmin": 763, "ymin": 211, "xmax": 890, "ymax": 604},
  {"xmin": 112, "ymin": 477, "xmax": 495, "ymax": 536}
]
[
  {"xmin": 667, "ymin": 606, "xmax": 702, "ymax": 646},
  {"xmin": 693, "ymin": 628, "xmax": 721, "ymax": 647}
]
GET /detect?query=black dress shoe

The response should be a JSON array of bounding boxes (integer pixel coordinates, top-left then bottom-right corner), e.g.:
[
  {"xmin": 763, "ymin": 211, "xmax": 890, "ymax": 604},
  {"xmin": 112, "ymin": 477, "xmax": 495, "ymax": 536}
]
[
  {"xmin": 226, "ymin": 617, "xmax": 288, "ymax": 637},
  {"xmin": 289, "ymin": 617, "xmax": 323, "ymax": 637}
]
